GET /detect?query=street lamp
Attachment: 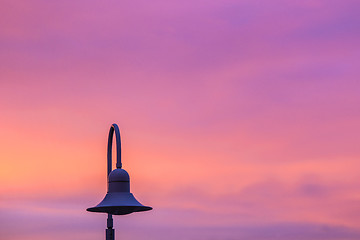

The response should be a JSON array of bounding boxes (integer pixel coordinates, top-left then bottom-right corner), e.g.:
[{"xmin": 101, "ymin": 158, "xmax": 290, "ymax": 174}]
[{"xmin": 87, "ymin": 123, "xmax": 152, "ymax": 240}]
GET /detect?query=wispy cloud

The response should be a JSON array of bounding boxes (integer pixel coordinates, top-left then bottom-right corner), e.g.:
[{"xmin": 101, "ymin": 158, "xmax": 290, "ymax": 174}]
[{"xmin": 1, "ymin": 0, "xmax": 360, "ymax": 239}]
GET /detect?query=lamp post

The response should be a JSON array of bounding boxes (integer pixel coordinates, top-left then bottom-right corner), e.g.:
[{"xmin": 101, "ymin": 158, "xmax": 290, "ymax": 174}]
[{"xmin": 87, "ymin": 124, "xmax": 152, "ymax": 240}]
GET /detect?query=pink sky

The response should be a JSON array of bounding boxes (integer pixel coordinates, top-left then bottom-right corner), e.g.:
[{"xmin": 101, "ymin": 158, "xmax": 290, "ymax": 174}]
[{"xmin": 1, "ymin": 0, "xmax": 360, "ymax": 239}]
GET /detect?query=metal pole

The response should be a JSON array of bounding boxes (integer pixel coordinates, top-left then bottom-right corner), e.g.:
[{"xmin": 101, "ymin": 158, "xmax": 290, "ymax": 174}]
[
  {"xmin": 106, "ymin": 214, "xmax": 114, "ymax": 240},
  {"xmin": 106, "ymin": 124, "xmax": 121, "ymax": 240}
]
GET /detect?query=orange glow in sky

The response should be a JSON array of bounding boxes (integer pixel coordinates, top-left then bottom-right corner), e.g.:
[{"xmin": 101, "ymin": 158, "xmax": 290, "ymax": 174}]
[{"xmin": 1, "ymin": 0, "xmax": 360, "ymax": 239}]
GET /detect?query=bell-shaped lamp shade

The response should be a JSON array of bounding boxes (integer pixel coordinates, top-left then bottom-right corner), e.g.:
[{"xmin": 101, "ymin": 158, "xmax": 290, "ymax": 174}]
[{"xmin": 87, "ymin": 168, "xmax": 152, "ymax": 215}]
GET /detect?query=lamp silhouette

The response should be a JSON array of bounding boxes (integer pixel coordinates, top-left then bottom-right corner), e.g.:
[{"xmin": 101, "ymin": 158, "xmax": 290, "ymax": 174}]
[{"xmin": 87, "ymin": 124, "xmax": 152, "ymax": 240}]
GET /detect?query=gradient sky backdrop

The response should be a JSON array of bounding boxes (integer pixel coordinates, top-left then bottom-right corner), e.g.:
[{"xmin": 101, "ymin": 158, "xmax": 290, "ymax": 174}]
[{"xmin": 1, "ymin": 0, "xmax": 360, "ymax": 239}]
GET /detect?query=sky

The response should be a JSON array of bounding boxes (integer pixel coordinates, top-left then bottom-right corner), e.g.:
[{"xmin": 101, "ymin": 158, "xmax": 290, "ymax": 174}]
[{"xmin": 0, "ymin": 0, "xmax": 360, "ymax": 239}]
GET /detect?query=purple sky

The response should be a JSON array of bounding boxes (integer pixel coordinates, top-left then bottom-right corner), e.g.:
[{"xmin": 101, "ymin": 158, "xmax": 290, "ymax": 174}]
[{"xmin": 1, "ymin": 0, "xmax": 360, "ymax": 239}]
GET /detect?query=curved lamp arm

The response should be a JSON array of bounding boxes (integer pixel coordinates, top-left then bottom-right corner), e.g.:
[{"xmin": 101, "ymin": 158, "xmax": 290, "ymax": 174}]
[
  {"xmin": 107, "ymin": 123, "xmax": 122, "ymax": 177},
  {"xmin": 106, "ymin": 123, "xmax": 122, "ymax": 240}
]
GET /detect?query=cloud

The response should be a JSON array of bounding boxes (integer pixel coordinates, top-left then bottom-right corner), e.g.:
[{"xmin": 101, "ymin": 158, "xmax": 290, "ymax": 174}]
[{"xmin": 1, "ymin": 0, "xmax": 360, "ymax": 239}]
